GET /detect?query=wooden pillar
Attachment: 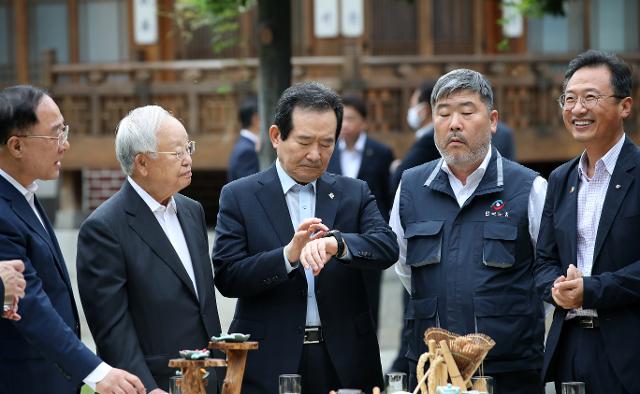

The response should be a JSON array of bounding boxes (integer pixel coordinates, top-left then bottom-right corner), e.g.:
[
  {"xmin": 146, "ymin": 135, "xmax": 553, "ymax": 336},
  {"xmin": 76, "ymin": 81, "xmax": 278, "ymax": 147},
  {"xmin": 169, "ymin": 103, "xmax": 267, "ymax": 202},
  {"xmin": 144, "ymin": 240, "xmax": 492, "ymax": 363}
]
[
  {"xmin": 68, "ymin": 0, "xmax": 79, "ymax": 63},
  {"xmin": 14, "ymin": 0, "xmax": 29, "ymax": 83},
  {"xmin": 473, "ymin": 0, "xmax": 483, "ymax": 54},
  {"xmin": 417, "ymin": 0, "xmax": 434, "ymax": 55}
]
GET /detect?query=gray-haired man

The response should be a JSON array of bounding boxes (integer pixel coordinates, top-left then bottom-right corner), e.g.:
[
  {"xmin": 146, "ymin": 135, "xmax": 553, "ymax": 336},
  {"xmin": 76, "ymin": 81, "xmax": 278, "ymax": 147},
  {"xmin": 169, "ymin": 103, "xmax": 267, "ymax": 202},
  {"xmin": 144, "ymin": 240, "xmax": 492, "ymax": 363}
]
[
  {"xmin": 389, "ymin": 69, "xmax": 547, "ymax": 394},
  {"xmin": 77, "ymin": 105, "xmax": 222, "ymax": 393}
]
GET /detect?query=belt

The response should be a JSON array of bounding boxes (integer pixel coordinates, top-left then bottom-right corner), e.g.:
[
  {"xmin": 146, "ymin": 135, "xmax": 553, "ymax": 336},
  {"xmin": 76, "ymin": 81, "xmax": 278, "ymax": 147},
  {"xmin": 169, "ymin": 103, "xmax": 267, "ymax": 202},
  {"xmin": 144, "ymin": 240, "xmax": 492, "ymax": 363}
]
[
  {"xmin": 304, "ymin": 326, "xmax": 324, "ymax": 344},
  {"xmin": 569, "ymin": 316, "xmax": 599, "ymax": 328}
]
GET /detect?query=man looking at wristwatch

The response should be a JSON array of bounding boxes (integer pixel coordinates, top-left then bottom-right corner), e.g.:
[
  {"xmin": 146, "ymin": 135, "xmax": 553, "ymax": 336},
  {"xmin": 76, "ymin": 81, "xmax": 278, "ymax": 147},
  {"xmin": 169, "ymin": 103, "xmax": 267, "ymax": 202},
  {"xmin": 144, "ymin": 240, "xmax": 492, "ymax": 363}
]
[{"xmin": 212, "ymin": 82, "xmax": 399, "ymax": 394}]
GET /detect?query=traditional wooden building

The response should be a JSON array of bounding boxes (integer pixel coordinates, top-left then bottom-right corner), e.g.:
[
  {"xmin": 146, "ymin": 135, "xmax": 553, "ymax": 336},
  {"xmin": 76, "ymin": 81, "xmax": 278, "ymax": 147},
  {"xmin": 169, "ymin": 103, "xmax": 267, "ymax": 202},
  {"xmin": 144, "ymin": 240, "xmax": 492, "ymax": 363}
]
[{"xmin": 1, "ymin": 0, "xmax": 639, "ymax": 225}]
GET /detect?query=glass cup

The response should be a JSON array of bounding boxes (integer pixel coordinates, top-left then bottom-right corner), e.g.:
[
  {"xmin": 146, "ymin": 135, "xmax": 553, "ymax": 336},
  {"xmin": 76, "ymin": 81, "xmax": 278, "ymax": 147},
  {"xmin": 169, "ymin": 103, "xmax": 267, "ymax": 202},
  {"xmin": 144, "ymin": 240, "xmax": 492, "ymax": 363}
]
[
  {"xmin": 561, "ymin": 382, "xmax": 586, "ymax": 394},
  {"xmin": 470, "ymin": 376, "xmax": 494, "ymax": 394},
  {"xmin": 386, "ymin": 372, "xmax": 408, "ymax": 393},
  {"xmin": 336, "ymin": 390, "xmax": 363, "ymax": 394},
  {"xmin": 279, "ymin": 374, "xmax": 302, "ymax": 394},
  {"xmin": 168, "ymin": 376, "xmax": 182, "ymax": 394}
]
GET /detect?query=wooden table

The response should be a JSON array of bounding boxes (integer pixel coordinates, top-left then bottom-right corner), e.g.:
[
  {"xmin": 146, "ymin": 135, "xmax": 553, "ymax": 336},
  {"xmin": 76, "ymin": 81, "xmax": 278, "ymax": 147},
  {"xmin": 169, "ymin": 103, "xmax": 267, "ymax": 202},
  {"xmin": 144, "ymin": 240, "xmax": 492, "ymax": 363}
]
[{"xmin": 168, "ymin": 341, "xmax": 258, "ymax": 394}]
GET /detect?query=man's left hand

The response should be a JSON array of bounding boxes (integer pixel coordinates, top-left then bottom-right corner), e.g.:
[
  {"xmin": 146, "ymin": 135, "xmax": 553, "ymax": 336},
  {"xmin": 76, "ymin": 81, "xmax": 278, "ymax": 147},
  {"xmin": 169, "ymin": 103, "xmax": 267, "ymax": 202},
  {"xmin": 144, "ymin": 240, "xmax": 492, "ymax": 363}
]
[
  {"xmin": 552, "ymin": 277, "xmax": 584, "ymax": 309},
  {"xmin": 299, "ymin": 237, "xmax": 338, "ymax": 276}
]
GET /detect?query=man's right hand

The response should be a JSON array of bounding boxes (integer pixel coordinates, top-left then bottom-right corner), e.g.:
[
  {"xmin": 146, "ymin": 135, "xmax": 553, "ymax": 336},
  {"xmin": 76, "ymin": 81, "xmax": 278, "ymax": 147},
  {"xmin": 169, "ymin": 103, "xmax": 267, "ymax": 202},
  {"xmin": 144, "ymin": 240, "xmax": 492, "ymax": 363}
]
[
  {"xmin": 0, "ymin": 260, "xmax": 26, "ymax": 300},
  {"xmin": 284, "ymin": 218, "xmax": 329, "ymax": 264},
  {"xmin": 95, "ymin": 368, "xmax": 146, "ymax": 394}
]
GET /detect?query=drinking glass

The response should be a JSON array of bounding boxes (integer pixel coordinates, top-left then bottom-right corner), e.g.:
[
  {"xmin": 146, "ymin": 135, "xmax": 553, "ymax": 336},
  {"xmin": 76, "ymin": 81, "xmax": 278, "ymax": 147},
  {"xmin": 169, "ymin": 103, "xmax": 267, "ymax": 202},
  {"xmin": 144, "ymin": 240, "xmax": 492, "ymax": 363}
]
[
  {"xmin": 470, "ymin": 375, "xmax": 494, "ymax": 394},
  {"xmin": 168, "ymin": 376, "xmax": 182, "ymax": 394},
  {"xmin": 385, "ymin": 372, "xmax": 408, "ymax": 393},
  {"xmin": 561, "ymin": 382, "xmax": 586, "ymax": 394},
  {"xmin": 336, "ymin": 390, "xmax": 363, "ymax": 394},
  {"xmin": 279, "ymin": 374, "xmax": 302, "ymax": 394}
]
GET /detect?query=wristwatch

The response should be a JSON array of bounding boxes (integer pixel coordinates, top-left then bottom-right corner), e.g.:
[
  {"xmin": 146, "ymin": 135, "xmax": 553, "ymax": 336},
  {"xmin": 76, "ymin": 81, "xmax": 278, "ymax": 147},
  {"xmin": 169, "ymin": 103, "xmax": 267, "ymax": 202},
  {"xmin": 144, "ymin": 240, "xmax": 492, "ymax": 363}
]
[{"xmin": 323, "ymin": 230, "xmax": 345, "ymax": 258}]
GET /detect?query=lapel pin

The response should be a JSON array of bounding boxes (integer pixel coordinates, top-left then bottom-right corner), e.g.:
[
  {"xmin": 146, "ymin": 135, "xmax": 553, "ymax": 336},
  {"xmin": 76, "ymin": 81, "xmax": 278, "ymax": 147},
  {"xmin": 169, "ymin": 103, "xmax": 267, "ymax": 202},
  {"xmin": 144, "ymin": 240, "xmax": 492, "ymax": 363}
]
[
  {"xmin": 616, "ymin": 184, "xmax": 621, "ymax": 189},
  {"xmin": 569, "ymin": 186, "xmax": 575, "ymax": 193},
  {"xmin": 328, "ymin": 193, "xmax": 335, "ymax": 200}
]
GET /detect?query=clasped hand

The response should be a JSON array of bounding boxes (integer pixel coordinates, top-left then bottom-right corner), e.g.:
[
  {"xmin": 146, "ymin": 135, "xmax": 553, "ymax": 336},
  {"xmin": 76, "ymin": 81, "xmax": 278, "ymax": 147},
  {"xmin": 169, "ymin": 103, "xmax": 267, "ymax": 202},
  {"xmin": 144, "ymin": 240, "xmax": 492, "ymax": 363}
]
[
  {"xmin": 1, "ymin": 259, "xmax": 26, "ymax": 321},
  {"xmin": 551, "ymin": 264, "xmax": 584, "ymax": 309},
  {"xmin": 284, "ymin": 218, "xmax": 339, "ymax": 276}
]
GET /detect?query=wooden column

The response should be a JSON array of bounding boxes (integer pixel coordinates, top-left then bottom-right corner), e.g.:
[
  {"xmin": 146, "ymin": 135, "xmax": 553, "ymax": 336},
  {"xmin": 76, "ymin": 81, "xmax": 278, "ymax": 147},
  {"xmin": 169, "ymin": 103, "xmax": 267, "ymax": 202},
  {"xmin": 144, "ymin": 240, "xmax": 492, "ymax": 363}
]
[
  {"xmin": 68, "ymin": 0, "xmax": 79, "ymax": 63},
  {"xmin": 417, "ymin": 0, "xmax": 434, "ymax": 55},
  {"xmin": 14, "ymin": 0, "xmax": 29, "ymax": 83}
]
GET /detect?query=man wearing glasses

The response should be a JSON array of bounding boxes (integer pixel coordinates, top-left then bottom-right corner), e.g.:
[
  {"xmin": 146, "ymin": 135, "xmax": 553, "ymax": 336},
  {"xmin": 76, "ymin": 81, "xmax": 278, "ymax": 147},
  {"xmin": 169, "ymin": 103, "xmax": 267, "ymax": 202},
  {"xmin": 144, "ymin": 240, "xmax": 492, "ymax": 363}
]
[
  {"xmin": 535, "ymin": 50, "xmax": 639, "ymax": 393},
  {"xmin": 0, "ymin": 86, "xmax": 146, "ymax": 393},
  {"xmin": 77, "ymin": 105, "xmax": 222, "ymax": 393}
]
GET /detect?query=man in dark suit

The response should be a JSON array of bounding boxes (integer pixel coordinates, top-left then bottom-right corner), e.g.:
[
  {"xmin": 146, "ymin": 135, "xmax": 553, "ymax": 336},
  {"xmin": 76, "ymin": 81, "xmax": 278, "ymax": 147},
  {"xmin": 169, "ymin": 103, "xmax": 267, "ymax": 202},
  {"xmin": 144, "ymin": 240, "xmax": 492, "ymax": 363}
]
[
  {"xmin": 212, "ymin": 82, "xmax": 399, "ymax": 394},
  {"xmin": 535, "ymin": 50, "xmax": 639, "ymax": 394},
  {"xmin": 77, "ymin": 105, "xmax": 222, "ymax": 393},
  {"xmin": 0, "ymin": 86, "xmax": 144, "ymax": 394},
  {"xmin": 228, "ymin": 96, "xmax": 261, "ymax": 182},
  {"xmin": 327, "ymin": 95, "xmax": 394, "ymax": 328}
]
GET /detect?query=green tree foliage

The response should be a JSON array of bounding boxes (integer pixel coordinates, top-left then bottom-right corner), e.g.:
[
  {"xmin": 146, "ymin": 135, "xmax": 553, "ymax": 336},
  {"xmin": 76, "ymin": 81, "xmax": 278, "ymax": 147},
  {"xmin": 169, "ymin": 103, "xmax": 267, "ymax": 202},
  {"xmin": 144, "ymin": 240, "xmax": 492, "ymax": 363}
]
[{"xmin": 173, "ymin": 0, "xmax": 256, "ymax": 53}]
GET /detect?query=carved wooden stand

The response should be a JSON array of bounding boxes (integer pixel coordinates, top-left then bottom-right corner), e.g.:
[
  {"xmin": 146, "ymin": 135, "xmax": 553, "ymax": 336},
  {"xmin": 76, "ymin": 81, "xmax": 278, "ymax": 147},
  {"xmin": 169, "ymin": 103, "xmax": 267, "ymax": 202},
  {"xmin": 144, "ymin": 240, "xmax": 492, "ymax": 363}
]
[{"xmin": 168, "ymin": 341, "xmax": 258, "ymax": 394}]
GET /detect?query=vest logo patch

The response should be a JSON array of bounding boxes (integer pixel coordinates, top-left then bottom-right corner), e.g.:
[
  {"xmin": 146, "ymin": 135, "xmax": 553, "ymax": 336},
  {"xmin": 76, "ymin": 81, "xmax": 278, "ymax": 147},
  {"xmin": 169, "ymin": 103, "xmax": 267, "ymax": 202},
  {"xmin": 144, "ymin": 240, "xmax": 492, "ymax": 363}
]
[{"xmin": 486, "ymin": 199, "xmax": 510, "ymax": 218}]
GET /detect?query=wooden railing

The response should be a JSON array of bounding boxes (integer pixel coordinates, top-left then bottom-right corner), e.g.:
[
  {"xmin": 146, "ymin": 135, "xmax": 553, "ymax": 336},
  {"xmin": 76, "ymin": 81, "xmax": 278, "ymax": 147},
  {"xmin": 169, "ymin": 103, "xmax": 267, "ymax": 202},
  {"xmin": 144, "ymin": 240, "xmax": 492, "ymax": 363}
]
[{"xmin": 43, "ymin": 51, "xmax": 640, "ymax": 169}]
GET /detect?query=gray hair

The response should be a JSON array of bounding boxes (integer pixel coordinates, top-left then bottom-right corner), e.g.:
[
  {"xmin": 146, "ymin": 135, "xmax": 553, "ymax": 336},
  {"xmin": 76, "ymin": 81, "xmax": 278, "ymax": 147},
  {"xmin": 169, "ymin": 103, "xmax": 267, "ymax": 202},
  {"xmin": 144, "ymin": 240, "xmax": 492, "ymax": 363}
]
[
  {"xmin": 115, "ymin": 105, "xmax": 172, "ymax": 175},
  {"xmin": 431, "ymin": 69, "xmax": 494, "ymax": 111}
]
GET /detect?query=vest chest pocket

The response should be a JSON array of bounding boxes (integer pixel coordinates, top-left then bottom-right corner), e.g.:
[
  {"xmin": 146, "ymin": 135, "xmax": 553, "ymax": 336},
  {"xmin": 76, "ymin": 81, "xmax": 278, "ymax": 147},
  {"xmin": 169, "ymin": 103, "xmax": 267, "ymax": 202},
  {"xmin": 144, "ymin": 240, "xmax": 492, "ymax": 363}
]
[
  {"xmin": 482, "ymin": 223, "xmax": 518, "ymax": 268},
  {"xmin": 404, "ymin": 221, "xmax": 444, "ymax": 267}
]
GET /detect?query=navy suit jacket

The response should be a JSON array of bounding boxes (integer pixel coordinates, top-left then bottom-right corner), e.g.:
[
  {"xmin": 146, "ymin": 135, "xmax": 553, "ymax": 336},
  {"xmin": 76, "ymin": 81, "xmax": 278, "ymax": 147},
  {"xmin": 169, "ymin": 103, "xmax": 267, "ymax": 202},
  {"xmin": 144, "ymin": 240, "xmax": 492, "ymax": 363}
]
[
  {"xmin": 212, "ymin": 166, "xmax": 399, "ymax": 394},
  {"xmin": 77, "ymin": 181, "xmax": 222, "ymax": 392},
  {"xmin": 0, "ymin": 176, "xmax": 101, "ymax": 393},
  {"xmin": 534, "ymin": 137, "xmax": 640, "ymax": 392},
  {"xmin": 327, "ymin": 135, "xmax": 394, "ymax": 221},
  {"xmin": 227, "ymin": 134, "xmax": 260, "ymax": 182}
]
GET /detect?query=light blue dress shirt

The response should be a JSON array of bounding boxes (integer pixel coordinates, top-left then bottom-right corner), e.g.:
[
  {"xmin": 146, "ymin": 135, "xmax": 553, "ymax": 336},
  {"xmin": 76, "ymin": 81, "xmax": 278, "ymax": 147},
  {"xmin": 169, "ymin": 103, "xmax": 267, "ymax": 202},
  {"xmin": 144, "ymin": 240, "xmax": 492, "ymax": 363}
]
[{"xmin": 275, "ymin": 160, "xmax": 322, "ymax": 326}]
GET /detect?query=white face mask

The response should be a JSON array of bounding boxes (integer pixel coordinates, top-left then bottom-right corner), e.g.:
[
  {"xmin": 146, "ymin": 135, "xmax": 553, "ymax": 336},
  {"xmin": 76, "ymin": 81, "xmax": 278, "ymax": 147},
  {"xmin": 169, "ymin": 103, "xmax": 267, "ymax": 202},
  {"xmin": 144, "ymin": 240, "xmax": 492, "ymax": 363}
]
[{"xmin": 406, "ymin": 103, "xmax": 426, "ymax": 130}]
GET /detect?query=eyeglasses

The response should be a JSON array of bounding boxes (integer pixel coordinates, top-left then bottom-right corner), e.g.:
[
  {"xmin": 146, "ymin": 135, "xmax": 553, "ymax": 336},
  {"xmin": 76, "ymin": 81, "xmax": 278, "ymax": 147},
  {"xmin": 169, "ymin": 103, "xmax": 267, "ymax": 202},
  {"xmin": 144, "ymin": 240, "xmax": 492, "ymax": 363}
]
[
  {"xmin": 17, "ymin": 124, "xmax": 69, "ymax": 147},
  {"xmin": 557, "ymin": 93, "xmax": 624, "ymax": 110},
  {"xmin": 147, "ymin": 140, "xmax": 196, "ymax": 160}
]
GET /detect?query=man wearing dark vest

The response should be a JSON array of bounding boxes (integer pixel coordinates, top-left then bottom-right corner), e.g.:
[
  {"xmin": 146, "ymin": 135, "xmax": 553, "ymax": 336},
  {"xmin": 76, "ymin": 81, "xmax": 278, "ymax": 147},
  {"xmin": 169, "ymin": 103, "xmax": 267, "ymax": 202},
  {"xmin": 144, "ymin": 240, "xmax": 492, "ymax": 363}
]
[{"xmin": 389, "ymin": 69, "xmax": 547, "ymax": 394}]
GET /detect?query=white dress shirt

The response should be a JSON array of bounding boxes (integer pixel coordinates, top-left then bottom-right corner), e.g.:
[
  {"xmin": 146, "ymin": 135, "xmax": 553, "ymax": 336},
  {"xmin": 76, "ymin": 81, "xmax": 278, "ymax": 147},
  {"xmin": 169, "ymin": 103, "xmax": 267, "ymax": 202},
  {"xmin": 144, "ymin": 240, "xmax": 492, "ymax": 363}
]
[
  {"xmin": 127, "ymin": 177, "xmax": 198, "ymax": 298},
  {"xmin": 240, "ymin": 128, "xmax": 260, "ymax": 150},
  {"xmin": 0, "ymin": 168, "xmax": 111, "ymax": 389},
  {"xmin": 567, "ymin": 133, "xmax": 626, "ymax": 319},
  {"xmin": 338, "ymin": 132, "xmax": 367, "ymax": 179},
  {"xmin": 390, "ymin": 147, "xmax": 548, "ymax": 292}
]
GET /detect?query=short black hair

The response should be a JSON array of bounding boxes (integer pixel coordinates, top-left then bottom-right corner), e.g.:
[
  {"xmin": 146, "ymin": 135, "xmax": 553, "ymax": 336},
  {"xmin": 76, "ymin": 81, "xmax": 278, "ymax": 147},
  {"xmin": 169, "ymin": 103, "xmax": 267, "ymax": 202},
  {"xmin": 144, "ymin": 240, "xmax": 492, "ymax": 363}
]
[
  {"xmin": 0, "ymin": 93, "xmax": 13, "ymax": 144},
  {"xmin": 238, "ymin": 96, "xmax": 258, "ymax": 129},
  {"xmin": 273, "ymin": 82, "xmax": 343, "ymax": 141},
  {"xmin": 1, "ymin": 85, "xmax": 47, "ymax": 144},
  {"xmin": 342, "ymin": 95, "xmax": 367, "ymax": 119},
  {"xmin": 563, "ymin": 50, "xmax": 632, "ymax": 98},
  {"xmin": 417, "ymin": 80, "xmax": 436, "ymax": 105}
]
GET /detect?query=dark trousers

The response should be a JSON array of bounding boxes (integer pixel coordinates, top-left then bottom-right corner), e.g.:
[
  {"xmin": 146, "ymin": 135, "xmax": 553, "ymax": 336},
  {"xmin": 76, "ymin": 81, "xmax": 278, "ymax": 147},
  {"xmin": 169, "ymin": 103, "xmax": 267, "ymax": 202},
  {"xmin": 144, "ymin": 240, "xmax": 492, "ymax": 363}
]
[
  {"xmin": 299, "ymin": 342, "xmax": 341, "ymax": 394},
  {"xmin": 409, "ymin": 359, "xmax": 543, "ymax": 394},
  {"xmin": 553, "ymin": 321, "xmax": 628, "ymax": 394},
  {"xmin": 389, "ymin": 290, "xmax": 411, "ymax": 374}
]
